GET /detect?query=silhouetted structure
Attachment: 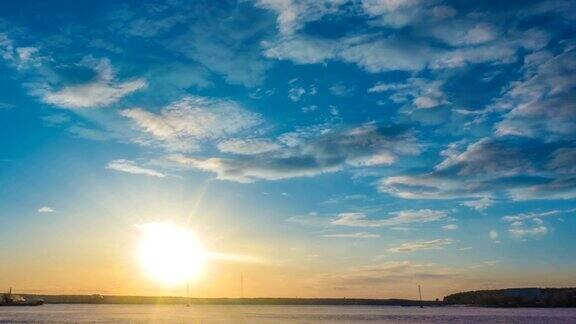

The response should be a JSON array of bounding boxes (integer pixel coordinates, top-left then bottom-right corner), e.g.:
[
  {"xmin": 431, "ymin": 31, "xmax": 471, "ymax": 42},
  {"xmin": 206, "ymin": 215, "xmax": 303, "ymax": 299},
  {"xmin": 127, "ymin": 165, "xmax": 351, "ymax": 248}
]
[{"xmin": 1, "ymin": 288, "xmax": 43, "ymax": 306}]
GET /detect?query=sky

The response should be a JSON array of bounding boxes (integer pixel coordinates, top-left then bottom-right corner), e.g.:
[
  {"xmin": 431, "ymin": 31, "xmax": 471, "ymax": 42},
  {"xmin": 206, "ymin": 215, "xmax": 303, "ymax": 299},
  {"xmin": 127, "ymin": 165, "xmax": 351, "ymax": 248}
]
[{"xmin": 0, "ymin": 0, "xmax": 575, "ymax": 299}]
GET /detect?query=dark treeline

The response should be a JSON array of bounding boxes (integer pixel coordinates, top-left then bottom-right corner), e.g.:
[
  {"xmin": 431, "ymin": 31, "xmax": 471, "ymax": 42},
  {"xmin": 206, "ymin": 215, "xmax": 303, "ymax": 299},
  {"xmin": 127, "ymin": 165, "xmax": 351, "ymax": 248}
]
[
  {"xmin": 444, "ymin": 288, "xmax": 576, "ymax": 307},
  {"xmin": 19, "ymin": 295, "xmax": 440, "ymax": 306},
  {"xmin": 17, "ymin": 287, "xmax": 576, "ymax": 307}
]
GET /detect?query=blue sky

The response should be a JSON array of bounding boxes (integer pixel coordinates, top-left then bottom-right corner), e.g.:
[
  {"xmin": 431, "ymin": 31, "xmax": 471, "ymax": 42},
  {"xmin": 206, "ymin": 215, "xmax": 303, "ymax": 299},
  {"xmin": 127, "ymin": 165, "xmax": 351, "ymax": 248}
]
[{"xmin": 0, "ymin": 0, "xmax": 575, "ymax": 297}]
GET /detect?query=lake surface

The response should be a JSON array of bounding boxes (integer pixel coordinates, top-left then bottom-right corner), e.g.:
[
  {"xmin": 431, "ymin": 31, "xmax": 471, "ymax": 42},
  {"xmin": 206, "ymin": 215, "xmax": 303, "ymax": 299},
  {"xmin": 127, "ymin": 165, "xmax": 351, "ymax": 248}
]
[{"xmin": 1, "ymin": 304, "xmax": 575, "ymax": 323}]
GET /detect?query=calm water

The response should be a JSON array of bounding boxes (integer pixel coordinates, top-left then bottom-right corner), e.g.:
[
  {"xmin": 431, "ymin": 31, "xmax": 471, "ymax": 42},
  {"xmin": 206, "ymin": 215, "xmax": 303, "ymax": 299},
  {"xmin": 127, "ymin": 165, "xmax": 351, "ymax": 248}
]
[{"xmin": 1, "ymin": 304, "xmax": 575, "ymax": 323}]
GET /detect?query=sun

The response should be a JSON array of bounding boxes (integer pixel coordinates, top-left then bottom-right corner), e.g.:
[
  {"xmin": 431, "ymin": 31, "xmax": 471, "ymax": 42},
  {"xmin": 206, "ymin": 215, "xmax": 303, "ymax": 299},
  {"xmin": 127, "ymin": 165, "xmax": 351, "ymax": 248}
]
[{"xmin": 136, "ymin": 222, "xmax": 207, "ymax": 285}]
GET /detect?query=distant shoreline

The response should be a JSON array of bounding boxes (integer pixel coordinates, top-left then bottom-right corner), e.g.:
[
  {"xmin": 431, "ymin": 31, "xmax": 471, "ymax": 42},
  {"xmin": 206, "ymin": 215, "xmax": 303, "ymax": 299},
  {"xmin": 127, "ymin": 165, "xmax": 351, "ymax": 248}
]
[
  {"xmin": 18, "ymin": 295, "xmax": 439, "ymax": 306},
  {"xmin": 11, "ymin": 287, "xmax": 575, "ymax": 307}
]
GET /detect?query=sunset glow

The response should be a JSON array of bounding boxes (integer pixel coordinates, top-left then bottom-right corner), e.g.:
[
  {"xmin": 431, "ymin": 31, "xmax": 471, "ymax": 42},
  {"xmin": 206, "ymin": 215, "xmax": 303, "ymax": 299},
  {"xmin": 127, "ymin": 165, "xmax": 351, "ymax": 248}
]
[{"xmin": 137, "ymin": 223, "xmax": 207, "ymax": 285}]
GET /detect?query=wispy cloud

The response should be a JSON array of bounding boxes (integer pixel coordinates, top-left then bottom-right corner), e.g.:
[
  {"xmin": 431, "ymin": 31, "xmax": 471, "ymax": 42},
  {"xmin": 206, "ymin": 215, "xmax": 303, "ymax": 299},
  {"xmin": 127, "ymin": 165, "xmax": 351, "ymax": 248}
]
[
  {"xmin": 332, "ymin": 209, "xmax": 449, "ymax": 227},
  {"xmin": 388, "ymin": 238, "xmax": 453, "ymax": 252},
  {"xmin": 470, "ymin": 260, "xmax": 499, "ymax": 269},
  {"xmin": 442, "ymin": 224, "xmax": 459, "ymax": 231},
  {"xmin": 106, "ymin": 159, "xmax": 166, "ymax": 178},
  {"xmin": 0, "ymin": 102, "xmax": 15, "ymax": 110},
  {"xmin": 321, "ymin": 261, "xmax": 458, "ymax": 286},
  {"xmin": 322, "ymin": 232, "xmax": 380, "ymax": 239},
  {"xmin": 502, "ymin": 210, "xmax": 564, "ymax": 222}
]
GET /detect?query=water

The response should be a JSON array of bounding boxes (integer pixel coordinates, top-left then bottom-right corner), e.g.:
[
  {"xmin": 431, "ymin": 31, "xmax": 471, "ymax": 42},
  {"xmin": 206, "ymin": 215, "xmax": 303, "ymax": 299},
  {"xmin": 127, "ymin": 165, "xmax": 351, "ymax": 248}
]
[{"xmin": 1, "ymin": 304, "xmax": 575, "ymax": 323}]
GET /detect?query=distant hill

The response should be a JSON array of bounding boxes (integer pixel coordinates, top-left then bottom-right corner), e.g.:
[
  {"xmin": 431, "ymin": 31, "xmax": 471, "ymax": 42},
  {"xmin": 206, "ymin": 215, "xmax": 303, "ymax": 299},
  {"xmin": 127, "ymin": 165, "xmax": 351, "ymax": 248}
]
[{"xmin": 444, "ymin": 288, "xmax": 576, "ymax": 307}]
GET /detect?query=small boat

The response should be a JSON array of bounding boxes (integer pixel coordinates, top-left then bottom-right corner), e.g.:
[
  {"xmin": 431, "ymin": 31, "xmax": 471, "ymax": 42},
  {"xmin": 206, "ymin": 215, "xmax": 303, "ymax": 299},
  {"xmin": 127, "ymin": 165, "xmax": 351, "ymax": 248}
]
[{"xmin": 0, "ymin": 288, "xmax": 44, "ymax": 306}]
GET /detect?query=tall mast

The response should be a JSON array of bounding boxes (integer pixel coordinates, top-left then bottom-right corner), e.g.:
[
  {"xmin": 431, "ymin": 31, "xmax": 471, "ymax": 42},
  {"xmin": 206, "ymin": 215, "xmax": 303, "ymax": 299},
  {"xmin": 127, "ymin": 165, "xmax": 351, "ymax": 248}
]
[
  {"xmin": 186, "ymin": 282, "xmax": 190, "ymax": 307},
  {"xmin": 418, "ymin": 285, "xmax": 423, "ymax": 308}
]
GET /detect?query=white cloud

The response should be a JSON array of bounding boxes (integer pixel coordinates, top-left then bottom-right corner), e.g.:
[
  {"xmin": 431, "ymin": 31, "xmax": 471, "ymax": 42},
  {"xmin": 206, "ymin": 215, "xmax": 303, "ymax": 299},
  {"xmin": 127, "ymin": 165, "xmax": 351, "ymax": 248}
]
[
  {"xmin": 361, "ymin": 0, "xmax": 423, "ymax": 28},
  {"xmin": 332, "ymin": 209, "xmax": 448, "ymax": 227},
  {"xmin": 442, "ymin": 224, "xmax": 459, "ymax": 231},
  {"xmin": 16, "ymin": 47, "xmax": 39, "ymax": 65},
  {"xmin": 0, "ymin": 33, "xmax": 15, "ymax": 61},
  {"xmin": 263, "ymin": 34, "xmax": 432, "ymax": 72},
  {"xmin": 301, "ymin": 105, "xmax": 318, "ymax": 113},
  {"xmin": 388, "ymin": 238, "xmax": 453, "ymax": 252},
  {"xmin": 264, "ymin": 27, "xmax": 541, "ymax": 75},
  {"xmin": 329, "ymin": 83, "xmax": 354, "ymax": 97},
  {"xmin": 0, "ymin": 33, "xmax": 41, "ymax": 69},
  {"xmin": 432, "ymin": 23, "xmax": 499, "ymax": 46},
  {"xmin": 106, "ymin": 159, "xmax": 166, "ymax": 178},
  {"xmin": 464, "ymin": 24, "xmax": 499, "ymax": 45},
  {"xmin": 288, "ymin": 87, "xmax": 306, "ymax": 101},
  {"xmin": 322, "ymin": 232, "xmax": 380, "ymax": 239},
  {"xmin": 368, "ymin": 78, "xmax": 448, "ymax": 109},
  {"xmin": 362, "ymin": 0, "xmax": 418, "ymax": 15},
  {"xmin": 509, "ymin": 224, "xmax": 548, "ymax": 239},
  {"xmin": 368, "ymin": 82, "xmax": 410, "ymax": 93},
  {"xmin": 489, "ymin": 230, "xmax": 499, "ymax": 240},
  {"xmin": 254, "ymin": 0, "xmax": 347, "ymax": 35},
  {"xmin": 339, "ymin": 37, "xmax": 432, "ymax": 72},
  {"xmin": 39, "ymin": 57, "xmax": 146, "ymax": 109},
  {"xmin": 262, "ymin": 35, "xmax": 338, "ymax": 64},
  {"xmin": 38, "ymin": 206, "xmax": 54, "ymax": 213},
  {"xmin": 461, "ymin": 197, "xmax": 494, "ymax": 211},
  {"xmin": 501, "ymin": 209, "xmax": 568, "ymax": 240},
  {"xmin": 121, "ymin": 96, "xmax": 263, "ymax": 152}
]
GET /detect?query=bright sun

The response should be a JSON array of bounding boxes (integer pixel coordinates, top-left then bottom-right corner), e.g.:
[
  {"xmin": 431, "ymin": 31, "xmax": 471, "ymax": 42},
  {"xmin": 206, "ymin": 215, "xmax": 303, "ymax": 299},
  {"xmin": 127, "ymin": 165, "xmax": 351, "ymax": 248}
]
[{"xmin": 137, "ymin": 222, "xmax": 207, "ymax": 285}]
